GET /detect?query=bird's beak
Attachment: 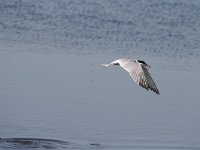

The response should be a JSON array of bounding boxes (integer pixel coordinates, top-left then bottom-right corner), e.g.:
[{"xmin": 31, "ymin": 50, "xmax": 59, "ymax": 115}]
[{"xmin": 146, "ymin": 64, "xmax": 151, "ymax": 69}]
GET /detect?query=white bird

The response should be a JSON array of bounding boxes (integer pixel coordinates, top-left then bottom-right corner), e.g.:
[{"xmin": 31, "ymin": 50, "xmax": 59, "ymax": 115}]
[{"xmin": 101, "ymin": 58, "xmax": 160, "ymax": 95}]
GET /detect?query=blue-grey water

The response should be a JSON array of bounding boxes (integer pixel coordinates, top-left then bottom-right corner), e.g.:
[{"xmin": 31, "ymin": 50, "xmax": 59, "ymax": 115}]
[{"xmin": 0, "ymin": 0, "xmax": 200, "ymax": 149}]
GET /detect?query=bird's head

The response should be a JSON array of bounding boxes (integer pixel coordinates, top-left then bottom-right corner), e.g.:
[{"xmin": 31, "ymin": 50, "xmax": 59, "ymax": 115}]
[{"xmin": 137, "ymin": 60, "xmax": 151, "ymax": 69}]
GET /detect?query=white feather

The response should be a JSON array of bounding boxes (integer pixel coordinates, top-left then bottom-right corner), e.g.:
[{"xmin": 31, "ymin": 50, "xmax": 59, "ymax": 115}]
[{"xmin": 101, "ymin": 58, "xmax": 160, "ymax": 95}]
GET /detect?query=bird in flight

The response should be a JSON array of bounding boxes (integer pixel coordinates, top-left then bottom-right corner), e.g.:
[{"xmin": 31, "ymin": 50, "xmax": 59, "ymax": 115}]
[{"xmin": 101, "ymin": 58, "xmax": 160, "ymax": 95}]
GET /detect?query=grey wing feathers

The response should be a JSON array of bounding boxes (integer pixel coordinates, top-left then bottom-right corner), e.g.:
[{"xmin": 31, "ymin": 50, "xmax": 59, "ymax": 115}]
[
  {"xmin": 139, "ymin": 65, "xmax": 160, "ymax": 94},
  {"xmin": 128, "ymin": 63, "xmax": 159, "ymax": 95},
  {"xmin": 111, "ymin": 59, "xmax": 160, "ymax": 94}
]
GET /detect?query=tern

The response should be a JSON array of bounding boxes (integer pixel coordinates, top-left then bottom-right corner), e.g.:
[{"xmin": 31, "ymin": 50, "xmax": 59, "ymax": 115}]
[{"xmin": 102, "ymin": 58, "xmax": 160, "ymax": 95}]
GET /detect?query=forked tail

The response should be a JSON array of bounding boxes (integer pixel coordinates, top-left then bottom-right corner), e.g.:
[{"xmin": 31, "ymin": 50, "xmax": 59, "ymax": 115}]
[{"xmin": 101, "ymin": 64, "xmax": 111, "ymax": 67}]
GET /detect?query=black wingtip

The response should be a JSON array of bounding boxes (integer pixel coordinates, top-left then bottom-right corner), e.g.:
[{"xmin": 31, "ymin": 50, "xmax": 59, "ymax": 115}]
[
  {"xmin": 146, "ymin": 85, "xmax": 160, "ymax": 95},
  {"xmin": 154, "ymin": 90, "xmax": 160, "ymax": 95}
]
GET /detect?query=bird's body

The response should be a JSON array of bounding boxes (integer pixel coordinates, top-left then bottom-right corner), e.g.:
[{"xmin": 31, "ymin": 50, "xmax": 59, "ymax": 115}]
[{"xmin": 102, "ymin": 58, "xmax": 160, "ymax": 95}]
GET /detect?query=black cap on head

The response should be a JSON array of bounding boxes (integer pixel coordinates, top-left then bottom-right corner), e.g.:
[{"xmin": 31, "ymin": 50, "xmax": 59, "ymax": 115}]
[{"xmin": 137, "ymin": 60, "xmax": 146, "ymax": 65}]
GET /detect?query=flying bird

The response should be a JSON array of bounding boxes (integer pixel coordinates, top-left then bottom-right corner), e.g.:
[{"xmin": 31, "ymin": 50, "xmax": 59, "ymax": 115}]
[{"xmin": 101, "ymin": 58, "xmax": 160, "ymax": 95}]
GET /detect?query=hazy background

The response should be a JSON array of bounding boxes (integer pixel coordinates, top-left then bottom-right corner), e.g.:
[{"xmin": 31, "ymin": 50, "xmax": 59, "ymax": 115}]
[{"xmin": 0, "ymin": 0, "xmax": 200, "ymax": 149}]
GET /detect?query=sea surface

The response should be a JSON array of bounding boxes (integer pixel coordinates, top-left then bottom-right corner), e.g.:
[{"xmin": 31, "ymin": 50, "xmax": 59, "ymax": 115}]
[{"xmin": 0, "ymin": 0, "xmax": 200, "ymax": 149}]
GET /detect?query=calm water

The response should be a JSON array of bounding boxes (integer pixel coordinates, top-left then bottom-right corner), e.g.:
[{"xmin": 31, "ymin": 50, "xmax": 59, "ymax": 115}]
[{"xmin": 0, "ymin": 0, "xmax": 200, "ymax": 149}]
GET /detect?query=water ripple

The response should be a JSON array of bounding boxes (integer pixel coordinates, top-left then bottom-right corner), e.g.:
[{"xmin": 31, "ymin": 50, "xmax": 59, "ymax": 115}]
[
  {"xmin": 0, "ymin": 0, "xmax": 200, "ymax": 64},
  {"xmin": 1, "ymin": 137, "xmax": 199, "ymax": 150}
]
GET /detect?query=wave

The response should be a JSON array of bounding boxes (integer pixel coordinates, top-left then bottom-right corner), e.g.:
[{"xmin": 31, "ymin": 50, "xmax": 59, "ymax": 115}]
[
  {"xmin": 0, "ymin": 137, "xmax": 103, "ymax": 150},
  {"xmin": 1, "ymin": 137, "xmax": 199, "ymax": 150}
]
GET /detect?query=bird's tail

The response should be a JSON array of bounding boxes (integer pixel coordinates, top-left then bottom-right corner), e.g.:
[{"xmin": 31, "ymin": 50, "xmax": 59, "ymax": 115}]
[{"xmin": 100, "ymin": 64, "xmax": 111, "ymax": 67}]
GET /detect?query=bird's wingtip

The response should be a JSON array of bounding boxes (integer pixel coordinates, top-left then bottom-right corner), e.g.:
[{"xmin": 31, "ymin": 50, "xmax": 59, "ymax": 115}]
[{"xmin": 155, "ymin": 90, "xmax": 160, "ymax": 95}]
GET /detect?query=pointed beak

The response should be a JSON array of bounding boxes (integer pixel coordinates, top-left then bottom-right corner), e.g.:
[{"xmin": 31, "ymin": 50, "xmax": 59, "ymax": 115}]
[{"xmin": 146, "ymin": 64, "xmax": 151, "ymax": 69}]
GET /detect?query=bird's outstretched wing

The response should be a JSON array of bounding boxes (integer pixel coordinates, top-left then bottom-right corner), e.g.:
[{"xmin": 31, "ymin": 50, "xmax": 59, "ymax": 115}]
[
  {"xmin": 102, "ymin": 58, "xmax": 160, "ymax": 95},
  {"xmin": 129, "ymin": 64, "xmax": 159, "ymax": 95}
]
